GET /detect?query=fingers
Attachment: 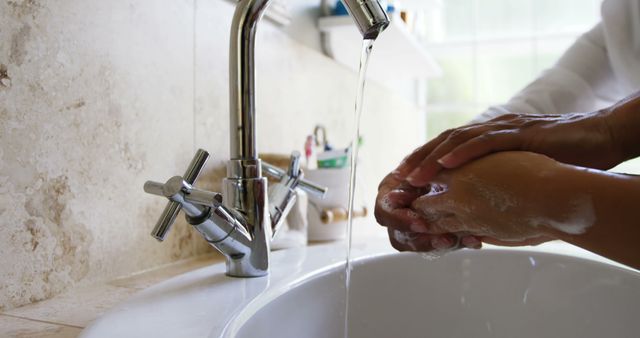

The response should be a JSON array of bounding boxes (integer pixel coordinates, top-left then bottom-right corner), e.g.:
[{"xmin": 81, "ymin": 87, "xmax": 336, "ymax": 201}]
[
  {"xmin": 388, "ymin": 228, "xmax": 463, "ymax": 252},
  {"xmin": 438, "ymin": 131, "xmax": 524, "ymax": 169},
  {"xmin": 390, "ymin": 232, "xmax": 552, "ymax": 252},
  {"xmin": 480, "ymin": 236, "xmax": 553, "ymax": 247},
  {"xmin": 461, "ymin": 235, "xmax": 483, "ymax": 249},
  {"xmin": 378, "ymin": 175, "xmax": 481, "ymax": 252},
  {"xmin": 392, "ymin": 131, "xmax": 452, "ymax": 179},
  {"xmin": 387, "ymin": 228, "xmax": 433, "ymax": 251},
  {"xmin": 404, "ymin": 187, "xmax": 475, "ymax": 235},
  {"xmin": 375, "ymin": 187, "xmax": 431, "ymax": 233},
  {"xmin": 405, "ymin": 126, "xmax": 491, "ymax": 186},
  {"xmin": 397, "ymin": 113, "xmax": 534, "ymax": 187},
  {"xmin": 430, "ymin": 233, "xmax": 461, "ymax": 250},
  {"xmin": 378, "ymin": 173, "xmax": 401, "ymax": 192}
]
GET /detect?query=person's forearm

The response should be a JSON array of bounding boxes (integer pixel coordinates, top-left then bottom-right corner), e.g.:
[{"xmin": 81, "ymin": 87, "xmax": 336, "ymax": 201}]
[
  {"xmin": 606, "ymin": 91, "xmax": 640, "ymax": 162},
  {"xmin": 548, "ymin": 166, "xmax": 640, "ymax": 270}
]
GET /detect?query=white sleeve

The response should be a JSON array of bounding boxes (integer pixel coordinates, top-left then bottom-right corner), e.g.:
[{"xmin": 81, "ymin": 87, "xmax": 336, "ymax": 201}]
[{"xmin": 472, "ymin": 22, "xmax": 622, "ymax": 123}]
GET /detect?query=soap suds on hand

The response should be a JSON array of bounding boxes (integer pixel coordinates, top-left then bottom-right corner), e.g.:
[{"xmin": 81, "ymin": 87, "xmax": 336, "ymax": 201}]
[
  {"xmin": 463, "ymin": 174, "xmax": 518, "ymax": 212},
  {"xmin": 392, "ymin": 229, "xmax": 461, "ymax": 260},
  {"xmin": 527, "ymin": 195, "xmax": 595, "ymax": 235},
  {"xmin": 392, "ymin": 230, "xmax": 420, "ymax": 251},
  {"xmin": 420, "ymin": 249, "xmax": 454, "ymax": 261},
  {"xmin": 392, "ymin": 229, "xmax": 419, "ymax": 244}
]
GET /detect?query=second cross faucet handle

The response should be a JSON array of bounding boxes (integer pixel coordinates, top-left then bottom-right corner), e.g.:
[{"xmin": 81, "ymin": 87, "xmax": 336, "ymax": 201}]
[
  {"xmin": 262, "ymin": 151, "xmax": 328, "ymax": 199},
  {"xmin": 147, "ymin": 149, "xmax": 210, "ymax": 241},
  {"xmin": 263, "ymin": 151, "xmax": 328, "ymax": 234}
]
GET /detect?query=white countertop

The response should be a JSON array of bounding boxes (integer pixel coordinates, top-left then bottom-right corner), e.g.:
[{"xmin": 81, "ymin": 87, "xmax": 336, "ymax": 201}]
[{"xmin": 79, "ymin": 236, "xmax": 638, "ymax": 338}]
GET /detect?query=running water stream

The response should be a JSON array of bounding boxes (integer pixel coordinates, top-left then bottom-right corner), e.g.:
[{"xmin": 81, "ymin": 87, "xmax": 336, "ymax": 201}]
[{"xmin": 343, "ymin": 38, "xmax": 375, "ymax": 338}]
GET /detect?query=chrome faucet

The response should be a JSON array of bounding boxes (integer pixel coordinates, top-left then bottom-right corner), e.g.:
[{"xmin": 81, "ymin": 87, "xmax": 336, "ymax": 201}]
[
  {"xmin": 144, "ymin": 149, "xmax": 324, "ymax": 277},
  {"xmin": 143, "ymin": 0, "xmax": 389, "ymax": 277}
]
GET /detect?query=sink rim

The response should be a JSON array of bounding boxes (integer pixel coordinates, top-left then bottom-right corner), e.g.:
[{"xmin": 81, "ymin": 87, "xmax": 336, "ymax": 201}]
[
  {"xmin": 224, "ymin": 248, "xmax": 640, "ymax": 337},
  {"xmin": 80, "ymin": 239, "xmax": 640, "ymax": 338}
]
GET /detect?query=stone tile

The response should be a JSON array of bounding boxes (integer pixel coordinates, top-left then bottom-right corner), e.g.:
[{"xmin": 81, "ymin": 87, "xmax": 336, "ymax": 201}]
[
  {"xmin": 109, "ymin": 253, "xmax": 225, "ymax": 290},
  {"xmin": 0, "ymin": 315, "xmax": 82, "ymax": 338},
  {"xmin": 3, "ymin": 254, "xmax": 225, "ymax": 329},
  {"xmin": 5, "ymin": 285, "xmax": 135, "ymax": 328},
  {"xmin": 0, "ymin": 0, "xmax": 223, "ymax": 311}
]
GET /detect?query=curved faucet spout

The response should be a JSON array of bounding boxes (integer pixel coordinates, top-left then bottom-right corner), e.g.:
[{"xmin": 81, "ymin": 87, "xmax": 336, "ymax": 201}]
[
  {"xmin": 229, "ymin": 0, "xmax": 272, "ymax": 162},
  {"xmin": 145, "ymin": 0, "xmax": 385, "ymax": 278},
  {"xmin": 229, "ymin": 0, "xmax": 389, "ymax": 164}
]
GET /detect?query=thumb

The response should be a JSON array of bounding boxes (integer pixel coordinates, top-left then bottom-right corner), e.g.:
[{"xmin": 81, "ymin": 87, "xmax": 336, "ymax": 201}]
[
  {"xmin": 410, "ymin": 186, "xmax": 453, "ymax": 214},
  {"xmin": 410, "ymin": 192, "xmax": 467, "ymax": 234}
]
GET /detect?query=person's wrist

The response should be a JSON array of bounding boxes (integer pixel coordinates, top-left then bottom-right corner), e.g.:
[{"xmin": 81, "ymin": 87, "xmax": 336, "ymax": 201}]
[
  {"xmin": 604, "ymin": 93, "xmax": 640, "ymax": 162},
  {"xmin": 528, "ymin": 160, "xmax": 588, "ymax": 240}
]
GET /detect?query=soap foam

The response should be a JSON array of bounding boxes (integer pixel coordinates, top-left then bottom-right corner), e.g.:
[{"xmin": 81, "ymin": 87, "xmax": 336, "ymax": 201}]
[
  {"xmin": 420, "ymin": 250, "xmax": 451, "ymax": 261},
  {"xmin": 392, "ymin": 229, "xmax": 420, "ymax": 250},
  {"xmin": 393, "ymin": 229, "xmax": 461, "ymax": 260},
  {"xmin": 527, "ymin": 195, "xmax": 595, "ymax": 235},
  {"xmin": 462, "ymin": 174, "xmax": 518, "ymax": 212},
  {"xmin": 392, "ymin": 230, "xmax": 419, "ymax": 244},
  {"xmin": 380, "ymin": 195, "xmax": 394, "ymax": 212},
  {"xmin": 420, "ymin": 235, "xmax": 462, "ymax": 261}
]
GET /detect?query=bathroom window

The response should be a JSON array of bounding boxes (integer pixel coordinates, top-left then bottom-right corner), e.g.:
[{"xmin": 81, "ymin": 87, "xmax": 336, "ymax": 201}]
[
  {"xmin": 418, "ymin": 0, "xmax": 601, "ymax": 135},
  {"xmin": 415, "ymin": 0, "xmax": 640, "ymax": 173}
]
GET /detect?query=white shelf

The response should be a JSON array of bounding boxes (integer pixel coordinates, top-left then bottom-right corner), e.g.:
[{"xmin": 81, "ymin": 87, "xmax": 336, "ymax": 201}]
[
  {"xmin": 317, "ymin": 14, "xmax": 442, "ymax": 83},
  {"xmin": 394, "ymin": 0, "xmax": 442, "ymax": 10}
]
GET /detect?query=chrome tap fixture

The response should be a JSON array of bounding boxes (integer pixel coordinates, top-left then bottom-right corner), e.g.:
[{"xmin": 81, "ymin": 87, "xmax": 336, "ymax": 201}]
[
  {"xmin": 145, "ymin": 149, "xmax": 326, "ymax": 277},
  {"xmin": 340, "ymin": 0, "xmax": 390, "ymax": 39},
  {"xmin": 144, "ymin": 0, "xmax": 388, "ymax": 277}
]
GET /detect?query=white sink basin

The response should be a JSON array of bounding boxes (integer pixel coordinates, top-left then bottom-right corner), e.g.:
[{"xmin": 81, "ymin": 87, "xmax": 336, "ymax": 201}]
[{"xmin": 81, "ymin": 240, "xmax": 640, "ymax": 338}]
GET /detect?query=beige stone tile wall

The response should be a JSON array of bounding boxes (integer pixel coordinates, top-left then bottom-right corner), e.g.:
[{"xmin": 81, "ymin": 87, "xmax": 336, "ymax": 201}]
[
  {"xmin": 0, "ymin": 315, "xmax": 83, "ymax": 338},
  {"xmin": 0, "ymin": 253, "xmax": 224, "ymax": 337},
  {"xmin": 0, "ymin": 0, "xmax": 423, "ymax": 311}
]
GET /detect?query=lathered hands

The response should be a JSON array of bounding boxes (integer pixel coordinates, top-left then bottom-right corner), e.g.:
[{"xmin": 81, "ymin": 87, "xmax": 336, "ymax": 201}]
[
  {"xmin": 375, "ymin": 174, "xmax": 481, "ymax": 251},
  {"xmin": 378, "ymin": 152, "xmax": 563, "ymax": 252},
  {"xmin": 378, "ymin": 150, "xmax": 640, "ymax": 271},
  {"xmin": 392, "ymin": 91, "xmax": 640, "ymax": 188},
  {"xmin": 375, "ymin": 91, "xmax": 640, "ymax": 269}
]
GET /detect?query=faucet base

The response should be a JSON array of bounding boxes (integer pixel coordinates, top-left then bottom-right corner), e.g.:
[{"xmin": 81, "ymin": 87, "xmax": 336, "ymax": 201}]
[
  {"xmin": 223, "ymin": 176, "xmax": 271, "ymax": 277},
  {"xmin": 225, "ymin": 257, "xmax": 269, "ymax": 277}
]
